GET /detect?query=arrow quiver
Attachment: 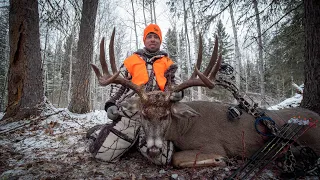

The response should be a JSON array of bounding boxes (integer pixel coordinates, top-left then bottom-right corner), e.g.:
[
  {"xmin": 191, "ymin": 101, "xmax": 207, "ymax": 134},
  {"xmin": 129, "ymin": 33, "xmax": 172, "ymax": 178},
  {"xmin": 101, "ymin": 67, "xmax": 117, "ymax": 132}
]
[{"xmin": 227, "ymin": 118, "xmax": 317, "ymax": 179}]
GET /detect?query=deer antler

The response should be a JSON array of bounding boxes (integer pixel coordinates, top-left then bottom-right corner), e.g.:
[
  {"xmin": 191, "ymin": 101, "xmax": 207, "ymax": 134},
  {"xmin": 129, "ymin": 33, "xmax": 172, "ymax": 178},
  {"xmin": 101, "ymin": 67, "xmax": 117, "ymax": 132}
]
[
  {"xmin": 91, "ymin": 28, "xmax": 148, "ymax": 101},
  {"xmin": 172, "ymin": 35, "xmax": 222, "ymax": 92}
]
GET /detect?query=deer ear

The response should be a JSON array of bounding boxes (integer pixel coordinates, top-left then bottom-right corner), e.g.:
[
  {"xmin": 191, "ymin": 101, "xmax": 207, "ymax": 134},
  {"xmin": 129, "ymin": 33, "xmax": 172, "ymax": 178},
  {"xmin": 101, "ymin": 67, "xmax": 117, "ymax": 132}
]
[
  {"xmin": 171, "ymin": 102, "xmax": 200, "ymax": 119},
  {"xmin": 120, "ymin": 97, "xmax": 141, "ymax": 112}
]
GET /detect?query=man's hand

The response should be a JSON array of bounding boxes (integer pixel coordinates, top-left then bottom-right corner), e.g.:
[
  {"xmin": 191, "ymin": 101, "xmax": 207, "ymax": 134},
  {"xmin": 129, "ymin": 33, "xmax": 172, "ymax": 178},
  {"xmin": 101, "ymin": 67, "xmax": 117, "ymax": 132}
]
[
  {"xmin": 107, "ymin": 105, "xmax": 120, "ymax": 120},
  {"xmin": 170, "ymin": 91, "xmax": 184, "ymax": 102}
]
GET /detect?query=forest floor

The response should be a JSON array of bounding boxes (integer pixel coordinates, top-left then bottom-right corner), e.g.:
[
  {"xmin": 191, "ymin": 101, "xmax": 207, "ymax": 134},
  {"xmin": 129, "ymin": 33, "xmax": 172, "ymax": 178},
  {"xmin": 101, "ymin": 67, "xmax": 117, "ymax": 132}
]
[
  {"xmin": 0, "ymin": 94, "xmax": 319, "ymax": 180},
  {"xmin": 0, "ymin": 108, "xmax": 237, "ymax": 180}
]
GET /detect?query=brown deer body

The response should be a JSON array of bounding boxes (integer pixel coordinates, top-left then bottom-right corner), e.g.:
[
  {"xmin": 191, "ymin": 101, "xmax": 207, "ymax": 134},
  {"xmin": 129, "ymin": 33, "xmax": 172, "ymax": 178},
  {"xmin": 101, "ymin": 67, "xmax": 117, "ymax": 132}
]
[
  {"xmin": 91, "ymin": 28, "xmax": 320, "ymax": 168},
  {"xmin": 166, "ymin": 101, "xmax": 320, "ymax": 167}
]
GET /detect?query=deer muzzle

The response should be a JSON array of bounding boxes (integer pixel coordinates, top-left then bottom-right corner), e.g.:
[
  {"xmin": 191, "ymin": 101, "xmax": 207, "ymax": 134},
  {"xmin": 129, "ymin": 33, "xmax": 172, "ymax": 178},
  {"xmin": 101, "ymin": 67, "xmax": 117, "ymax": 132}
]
[{"xmin": 146, "ymin": 137, "xmax": 163, "ymax": 158}]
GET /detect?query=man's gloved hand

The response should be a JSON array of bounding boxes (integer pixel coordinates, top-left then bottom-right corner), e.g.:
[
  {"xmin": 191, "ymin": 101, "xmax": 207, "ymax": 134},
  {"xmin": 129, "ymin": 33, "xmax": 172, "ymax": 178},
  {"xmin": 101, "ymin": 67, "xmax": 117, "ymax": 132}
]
[
  {"xmin": 170, "ymin": 91, "xmax": 184, "ymax": 102},
  {"xmin": 107, "ymin": 105, "xmax": 120, "ymax": 120}
]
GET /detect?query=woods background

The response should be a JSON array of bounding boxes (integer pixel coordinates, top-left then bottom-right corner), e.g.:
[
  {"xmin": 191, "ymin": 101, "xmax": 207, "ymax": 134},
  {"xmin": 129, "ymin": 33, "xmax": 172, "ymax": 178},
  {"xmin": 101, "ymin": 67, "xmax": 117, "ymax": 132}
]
[{"xmin": 0, "ymin": 0, "xmax": 319, "ymax": 120}]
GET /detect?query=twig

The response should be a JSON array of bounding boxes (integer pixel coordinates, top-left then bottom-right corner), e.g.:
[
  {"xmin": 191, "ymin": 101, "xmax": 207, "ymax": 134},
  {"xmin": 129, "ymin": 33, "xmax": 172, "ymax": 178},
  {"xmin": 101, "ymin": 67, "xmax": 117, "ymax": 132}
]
[
  {"xmin": 243, "ymin": 2, "xmax": 303, "ymax": 50},
  {"xmin": 0, "ymin": 110, "xmax": 64, "ymax": 134},
  {"xmin": 203, "ymin": 0, "xmax": 235, "ymax": 29}
]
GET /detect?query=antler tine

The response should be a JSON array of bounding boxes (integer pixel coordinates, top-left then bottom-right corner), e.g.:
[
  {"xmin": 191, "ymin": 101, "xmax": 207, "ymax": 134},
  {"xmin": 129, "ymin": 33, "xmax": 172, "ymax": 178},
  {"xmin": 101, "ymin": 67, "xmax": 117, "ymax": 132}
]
[
  {"xmin": 172, "ymin": 35, "xmax": 221, "ymax": 92},
  {"xmin": 91, "ymin": 28, "xmax": 148, "ymax": 101},
  {"xmin": 90, "ymin": 38, "xmax": 109, "ymax": 82},
  {"xmin": 203, "ymin": 35, "xmax": 218, "ymax": 76},
  {"xmin": 100, "ymin": 37, "xmax": 109, "ymax": 75},
  {"xmin": 109, "ymin": 28, "xmax": 117, "ymax": 74},
  {"xmin": 191, "ymin": 34, "xmax": 203, "ymax": 79},
  {"xmin": 91, "ymin": 63, "xmax": 102, "ymax": 78}
]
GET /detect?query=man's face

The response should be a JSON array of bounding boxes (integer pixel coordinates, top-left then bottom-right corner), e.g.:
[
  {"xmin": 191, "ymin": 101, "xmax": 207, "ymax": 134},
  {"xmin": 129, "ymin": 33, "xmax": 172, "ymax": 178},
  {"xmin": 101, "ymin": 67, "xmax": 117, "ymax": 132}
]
[{"xmin": 144, "ymin": 33, "xmax": 161, "ymax": 52}]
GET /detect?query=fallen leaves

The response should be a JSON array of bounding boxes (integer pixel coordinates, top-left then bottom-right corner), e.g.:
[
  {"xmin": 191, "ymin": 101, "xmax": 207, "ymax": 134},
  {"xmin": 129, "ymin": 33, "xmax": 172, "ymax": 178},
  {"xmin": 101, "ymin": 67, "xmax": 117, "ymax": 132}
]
[{"xmin": 44, "ymin": 121, "xmax": 59, "ymax": 135}]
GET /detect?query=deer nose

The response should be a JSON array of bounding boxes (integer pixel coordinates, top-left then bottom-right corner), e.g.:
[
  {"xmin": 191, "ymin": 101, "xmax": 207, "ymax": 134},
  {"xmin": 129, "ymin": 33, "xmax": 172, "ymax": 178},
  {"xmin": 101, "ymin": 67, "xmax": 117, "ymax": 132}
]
[{"xmin": 147, "ymin": 146, "xmax": 162, "ymax": 158}]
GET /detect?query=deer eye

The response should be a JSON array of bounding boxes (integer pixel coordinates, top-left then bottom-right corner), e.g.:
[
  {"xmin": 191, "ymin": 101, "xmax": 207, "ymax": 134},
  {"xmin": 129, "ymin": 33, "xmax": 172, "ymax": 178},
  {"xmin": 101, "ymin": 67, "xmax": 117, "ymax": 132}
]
[
  {"xmin": 159, "ymin": 112, "xmax": 170, "ymax": 121},
  {"xmin": 166, "ymin": 110, "xmax": 170, "ymax": 116},
  {"xmin": 141, "ymin": 110, "xmax": 147, "ymax": 116}
]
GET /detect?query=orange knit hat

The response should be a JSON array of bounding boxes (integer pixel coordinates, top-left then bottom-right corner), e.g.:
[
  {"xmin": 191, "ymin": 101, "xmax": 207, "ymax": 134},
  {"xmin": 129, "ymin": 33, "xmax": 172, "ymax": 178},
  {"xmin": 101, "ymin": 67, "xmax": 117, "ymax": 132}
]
[{"xmin": 143, "ymin": 24, "xmax": 162, "ymax": 44}]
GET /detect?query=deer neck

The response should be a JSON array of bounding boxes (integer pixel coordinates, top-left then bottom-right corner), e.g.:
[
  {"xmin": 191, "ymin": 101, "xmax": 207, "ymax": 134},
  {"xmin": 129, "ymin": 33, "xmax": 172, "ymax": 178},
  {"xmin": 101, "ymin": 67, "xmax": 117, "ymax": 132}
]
[{"xmin": 164, "ymin": 116, "xmax": 195, "ymax": 141}]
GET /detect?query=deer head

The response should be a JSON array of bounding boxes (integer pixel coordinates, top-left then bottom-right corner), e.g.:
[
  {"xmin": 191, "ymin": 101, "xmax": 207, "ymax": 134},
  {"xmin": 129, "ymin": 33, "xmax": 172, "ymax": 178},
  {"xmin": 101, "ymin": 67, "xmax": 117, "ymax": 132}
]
[{"xmin": 91, "ymin": 28, "xmax": 222, "ymax": 158}]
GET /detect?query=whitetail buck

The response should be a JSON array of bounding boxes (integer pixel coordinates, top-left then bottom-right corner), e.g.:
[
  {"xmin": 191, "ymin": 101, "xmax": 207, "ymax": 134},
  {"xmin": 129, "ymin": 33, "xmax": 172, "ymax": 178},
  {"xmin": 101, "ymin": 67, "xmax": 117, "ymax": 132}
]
[{"xmin": 91, "ymin": 29, "xmax": 320, "ymax": 168}]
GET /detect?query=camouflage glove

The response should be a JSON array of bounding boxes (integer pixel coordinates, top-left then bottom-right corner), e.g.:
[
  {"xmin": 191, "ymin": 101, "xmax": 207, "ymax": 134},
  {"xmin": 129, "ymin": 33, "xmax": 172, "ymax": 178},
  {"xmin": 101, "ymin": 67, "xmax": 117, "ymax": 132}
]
[
  {"xmin": 170, "ymin": 91, "xmax": 184, "ymax": 102},
  {"xmin": 107, "ymin": 105, "xmax": 120, "ymax": 120}
]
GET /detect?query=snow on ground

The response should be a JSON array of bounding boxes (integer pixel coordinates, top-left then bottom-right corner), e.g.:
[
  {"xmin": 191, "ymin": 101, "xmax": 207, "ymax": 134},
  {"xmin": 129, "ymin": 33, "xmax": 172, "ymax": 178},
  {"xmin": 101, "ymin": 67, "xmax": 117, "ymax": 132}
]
[
  {"xmin": 0, "ymin": 93, "xmax": 318, "ymax": 179},
  {"xmin": 268, "ymin": 93, "xmax": 303, "ymax": 110},
  {"xmin": 0, "ymin": 106, "xmax": 117, "ymax": 179},
  {"xmin": 268, "ymin": 84, "xmax": 304, "ymax": 110}
]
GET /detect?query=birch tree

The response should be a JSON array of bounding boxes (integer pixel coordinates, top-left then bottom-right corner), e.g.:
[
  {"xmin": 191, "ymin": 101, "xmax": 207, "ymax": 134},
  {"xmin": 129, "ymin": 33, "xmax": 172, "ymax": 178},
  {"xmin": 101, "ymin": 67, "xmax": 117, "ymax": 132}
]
[
  {"xmin": 142, "ymin": 0, "xmax": 147, "ymax": 26},
  {"xmin": 253, "ymin": 0, "xmax": 265, "ymax": 106},
  {"xmin": 188, "ymin": 0, "xmax": 203, "ymax": 99},
  {"xmin": 228, "ymin": 0, "xmax": 241, "ymax": 90},
  {"xmin": 130, "ymin": 0, "xmax": 139, "ymax": 50},
  {"xmin": 0, "ymin": 5, "xmax": 9, "ymax": 112},
  {"xmin": 152, "ymin": 0, "xmax": 156, "ymax": 24},
  {"xmin": 182, "ymin": 0, "xmax": 194, "ymax": 99}
]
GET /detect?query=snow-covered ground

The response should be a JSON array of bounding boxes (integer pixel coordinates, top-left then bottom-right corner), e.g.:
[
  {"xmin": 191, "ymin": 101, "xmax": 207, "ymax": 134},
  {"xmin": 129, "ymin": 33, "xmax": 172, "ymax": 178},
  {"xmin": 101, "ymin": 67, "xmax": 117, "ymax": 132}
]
[
  {"xmin": 0, "ymin": 92, "xmax": 318, "ymax": 179},
  {"xmin": 268, "ymin": 93, "xmax": 303, "ymax": 110},
  {"xmin": 0, "ymin": 105, "xmax": 116, "ymax": 179}
]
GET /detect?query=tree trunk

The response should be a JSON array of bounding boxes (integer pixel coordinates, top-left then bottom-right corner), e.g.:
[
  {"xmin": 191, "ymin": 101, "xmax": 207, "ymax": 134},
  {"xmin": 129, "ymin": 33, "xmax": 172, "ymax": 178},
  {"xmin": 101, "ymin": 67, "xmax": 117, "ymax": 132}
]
[
  {"xmin": 43, "ymin": 28, "xmax": 49, "ymax": 97},
  {"xmin": 3, "ymin": 0, "xmax": 44, "ymax": 121},
  {"xmin": 67, "ymin": 28, "xmax": 75, "ymax": 105},
  {"xmin": 301, "ymin": 0, "xmax": 320, "ymax": 114},
  {"xmin": 68, "ymin": 0, "xmax": 98, "ymax": 114},
  {"xmin": 175, "ymin": 24, "xmax": 181, "ymax": 76},
  {"xmin": 150, "ymin": 2, "xmax": 153, "ymax": 23},
  {"xmin": 131, "ymin": 0, "xmax": 139, "ymax": 50},
  {"xmin": 142, "ymin": 0, "xmax": 147, "ymax": 26},
  {"xmin": 253, "ymin": 0, "xmax": 265, "ymax": 106},
  {"xmin": 188, "ymin": 0, "xmax": 202, "ymax": 100},
  {"xmin": 91, "ymin": 54, "xmax": 98, "ymax": 109},
  {"xmin": 182, "ymin": 0, "xmax": 193, "ymax": 100},
  {"xmin": 244, "ymin": 54, "xmax": 249, "ymax": 93},
  {"xmin": 229, "ymin": 0, "xmax": 241, "ymax": 90},
  {"xmin": 51, "ymin": 38, "xmax": 58, "ymax": 105},
  {"xmin": 0, "ymin": 7, "xmax": 9, "ymax": 112},
  {"xmin": 152, "ymin": 0, "xmax": 156, "ymax": 24}
]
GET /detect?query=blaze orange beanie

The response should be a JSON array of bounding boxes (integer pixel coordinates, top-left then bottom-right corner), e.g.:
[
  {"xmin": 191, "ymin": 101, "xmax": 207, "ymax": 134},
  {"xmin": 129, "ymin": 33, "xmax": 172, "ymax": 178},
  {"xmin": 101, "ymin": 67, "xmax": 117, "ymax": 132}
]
[{"xmin": 143, "ymin": 24, "xmax": 162, "ymax": 44}]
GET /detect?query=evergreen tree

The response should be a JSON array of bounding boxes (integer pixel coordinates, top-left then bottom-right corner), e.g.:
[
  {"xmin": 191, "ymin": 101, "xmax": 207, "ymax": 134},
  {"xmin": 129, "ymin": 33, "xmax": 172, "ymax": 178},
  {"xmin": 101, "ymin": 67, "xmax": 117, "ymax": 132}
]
[
  {"xmin": 204, "ymin": 37, "xmax": 235, "ymax": 102},
  {"xmin": 215, "ymin": 19, "xmax": 233, "ymax": 63},
  {"xmin": 265, "ymin": 3, "xmax": 304, "ymax": 98},
  {"xmin": 201, "ymin": 37, "xmax": 214, "ymax": 72},
  {"xmin": 163, "ymin": 27, "xmax": 178, "ymax": 62},
  {"xmin": 44, "ymin": 39, "xmax": 64, "ymax": 105}
]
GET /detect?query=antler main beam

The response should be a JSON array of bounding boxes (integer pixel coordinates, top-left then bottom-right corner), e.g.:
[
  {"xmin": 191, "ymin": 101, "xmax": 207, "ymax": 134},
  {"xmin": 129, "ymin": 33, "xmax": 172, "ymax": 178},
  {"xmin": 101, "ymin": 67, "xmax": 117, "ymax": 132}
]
[
  {"xmin": 172, "ymin": 35, "xmax": 222, "ymax": 92},
  {"xmin": 90, "ymin": 28, "xmax": 147, "ymax": 100}
]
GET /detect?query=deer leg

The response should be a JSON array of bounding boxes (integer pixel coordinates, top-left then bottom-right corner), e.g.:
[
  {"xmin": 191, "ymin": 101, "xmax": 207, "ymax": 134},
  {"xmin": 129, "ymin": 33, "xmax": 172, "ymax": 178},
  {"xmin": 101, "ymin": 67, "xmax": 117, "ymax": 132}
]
[{"xmin": 172, "ymin": 150, "xmax": 227, "ymax": 168}]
